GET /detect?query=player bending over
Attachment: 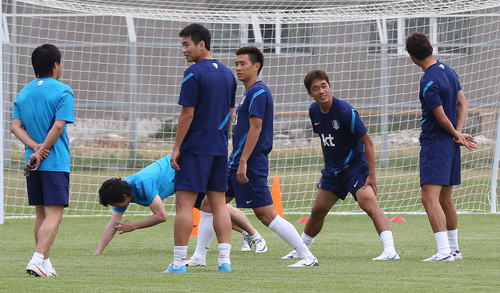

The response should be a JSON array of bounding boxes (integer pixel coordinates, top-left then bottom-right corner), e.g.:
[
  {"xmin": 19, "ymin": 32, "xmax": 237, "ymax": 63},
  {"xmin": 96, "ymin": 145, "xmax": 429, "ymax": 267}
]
[
  {"xmin": 281, "ymin": 70, "xmax": 399, "ymax": 261},
  {"xmin": 95, "ymin": 155, "xmax": 265, "ymax": 256}
]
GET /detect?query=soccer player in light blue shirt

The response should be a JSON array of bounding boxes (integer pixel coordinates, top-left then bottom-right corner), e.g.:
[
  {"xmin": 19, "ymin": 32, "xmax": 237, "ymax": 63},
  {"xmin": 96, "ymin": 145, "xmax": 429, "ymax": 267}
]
[
  {"xmin": 406, "ymin": 32, "xmax": 476, "ymax": 261},
  {"xmin": 282, "ymin": 70, "xmax": 399, "ymax": 262},
  {"xmin": 95, "ymin": 155, "xmax": 264, "ymax": 256},
  {"xmin": 95, "ymin": 155, "xmax": 174, "ymax": 254},
  {"xmin": 12, "ymin": 44, "xmax": 74, "ymax": 277}
]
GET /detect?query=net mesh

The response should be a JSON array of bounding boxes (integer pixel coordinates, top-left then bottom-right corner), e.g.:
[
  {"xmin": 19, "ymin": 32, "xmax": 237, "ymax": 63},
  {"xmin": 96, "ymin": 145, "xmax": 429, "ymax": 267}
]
[{"xmin": 3, "ymin": 0, "xmax": 499, "ymax": 217}]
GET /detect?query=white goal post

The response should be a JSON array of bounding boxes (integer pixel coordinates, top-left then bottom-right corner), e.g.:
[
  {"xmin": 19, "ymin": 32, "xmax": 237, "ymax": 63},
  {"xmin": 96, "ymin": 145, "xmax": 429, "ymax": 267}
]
[{"xmin": 1, "ymin": 0, "xmax": 499, "ymax": 222}]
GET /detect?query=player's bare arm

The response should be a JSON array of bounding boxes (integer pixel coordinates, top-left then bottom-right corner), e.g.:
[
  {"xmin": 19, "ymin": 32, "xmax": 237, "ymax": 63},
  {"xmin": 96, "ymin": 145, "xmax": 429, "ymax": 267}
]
[
  {"xmin": 358, "ymin": 132, "xmax": 377, "ymax": 195},
  {"xmin": 115, "ymin": 195, "xmax": 168, "ymax": 234},
  {"xmin": 228, "ymin": 107, "xmax": 234, "ymax": 138},
  {"xmin": 454, "ymin": 90, "xmax": 477, "ymax": 148},
  {"xmin": 432, "ymin": 106, "xmax": 477, "ymax": 150},
  {"xmin": 171, "ymin": 106, "xmax": 195, "ymax": 170},
  {"xmin": 236, "ymin": 115, "xmax": 262, "ymax": 184},
  {"xmin": 29, "ymin": 120, "xmax": 66, "ymax": 170},
  {"xmin": 455, "ymin": 90, "xmax": 468, "ymax": 133},
  {"xmin": 11, "ymin": 119, "xmax": 50, "ymax": 159},
  {"xmin": 94, "ymin": 211, "xmax": 124, "ymax": 254}
]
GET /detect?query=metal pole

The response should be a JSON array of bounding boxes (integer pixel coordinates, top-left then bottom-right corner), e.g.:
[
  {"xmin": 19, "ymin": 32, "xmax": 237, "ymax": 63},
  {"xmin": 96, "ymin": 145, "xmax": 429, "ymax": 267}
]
[
  {"xmin": 490, "ymin": 111, "xmax": 500, "ymax": 213},
  {"xmin": 377, "ymin": 18, "xmax": 389, "ymax": 167},
  {"xmin": 126, "ymin": 17, "xmax": 137, "ymax": 168},
  {"xmin": 0, "ymin": 4, "xmax": 4, "ymax": 225}
]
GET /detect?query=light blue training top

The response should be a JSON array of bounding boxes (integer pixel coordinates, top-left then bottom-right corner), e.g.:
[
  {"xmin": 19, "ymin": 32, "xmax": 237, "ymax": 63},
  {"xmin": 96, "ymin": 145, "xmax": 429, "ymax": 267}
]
[
  {"xmin": 113, "ymin": 155, "xmax": 175, "ymax": 213},
  {"xmin": 13, "ymin": 77, "xmax": 74, "ymax": 172}
]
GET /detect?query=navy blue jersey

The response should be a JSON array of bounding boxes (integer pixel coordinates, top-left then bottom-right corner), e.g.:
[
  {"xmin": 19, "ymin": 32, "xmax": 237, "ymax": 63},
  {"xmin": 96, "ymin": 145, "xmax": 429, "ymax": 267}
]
[
  {"xmin": 309, "ymin": 98, "xmax": 367, "ymax": 176},
  {"xmin": 419, "ymin": 61, "xmax": 461, "ymax": 144},
  {"xmin": 229, "ymin": 81, "xmax": 273, "ymax": 171},
  {"xmin": 178, "ymin": 59, "xmax": 237, "ymax": 156}
]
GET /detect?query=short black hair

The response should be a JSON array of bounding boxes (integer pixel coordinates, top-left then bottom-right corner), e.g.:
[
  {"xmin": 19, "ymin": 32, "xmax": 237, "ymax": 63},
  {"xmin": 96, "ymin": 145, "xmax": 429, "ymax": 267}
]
[
  {"xmin": 179, "ymin": 23, "xmax": 211, "ymax": 51},
  {"xmin": 235, "ymin": 46, "xmax": 264, "ymax": 75},
  {"xmin": 304, "ymin": 70, "xmax": 330, "ymax": 93},
  {"xmin": 99, "ymin": 178, "xmax": 132, "ymax": 207},
  {"xmin": 406, "ymin": 32, "xmax": 433, "ymax": 60},
  {"xmin": 31, "ymin": 44, "xmax": 61, "ymax": 78}
]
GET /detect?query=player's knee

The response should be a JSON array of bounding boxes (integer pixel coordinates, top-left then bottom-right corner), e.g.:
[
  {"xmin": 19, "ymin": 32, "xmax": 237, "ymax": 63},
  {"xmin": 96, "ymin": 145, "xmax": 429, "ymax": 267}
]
[
  {"xmin": 255, "ymin": 213, "xmax": 273, "ymax": 227},
  {"xmin": 358, "ymin": 200, "xmax": 381, "ymax": 216},
  {"xmin": 200, "ymin": 199, "xmax": 212, "ymax": 213},
  {"xmin": 310, "ymin": 205, "xmax": 329, "ymax": 219}
]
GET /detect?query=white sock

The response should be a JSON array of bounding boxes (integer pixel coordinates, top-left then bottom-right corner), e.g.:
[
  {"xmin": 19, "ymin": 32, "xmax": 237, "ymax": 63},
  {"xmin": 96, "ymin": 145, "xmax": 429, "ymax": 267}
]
[
  {"xmin": 268, "ymin": 215, "xmax": 314, "ymax": 260},
  {"xmin": 249, "ymin": 231, "xmax": 262, "ymax": 241},
  {"xmin": 173, "ymin": 246, "xmax": 188, "ymax": 269},
  {"xmin": 301, "ymin": 232, "xmax": 315, "ymax": 249},
  {"xmin": 380, "ymin": 230, "xmax": 397, "ymax": 254},
  {"xmin": 242, "ymin": 231, "xmax": 250, "ymax": 237},
  {"xmin": 217, "ymin": 243, "xmax": 231, "ymax": 266},
  {"xmin": 447, "ymin": 229, "xmax": 459, "ymax": 252},
  {"xmin": 434, "ymin": 231, "xmax": 451, "ymax": 256},
  {"xmin": 31, "ymin": 252, "xmax": 44, "ymax": 265},
  {"xmin": 42, "ymin": 258, "xmax": 53, "ymax": 271},
  {"xmin": 192, "ymin": 211, "xmax": 215, "ymax": 261}
]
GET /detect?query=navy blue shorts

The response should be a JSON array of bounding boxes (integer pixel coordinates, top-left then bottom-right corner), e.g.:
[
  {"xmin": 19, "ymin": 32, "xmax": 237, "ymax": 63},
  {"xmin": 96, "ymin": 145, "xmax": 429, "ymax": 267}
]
[
  {"xmin": 420, "ymin": 138, "xmax": 461, "ymax": 186},
  {"xmin": 174, "ymin": 150, "xmax": 228, "ymax": 193},
  {"xmin": 317, "ymin": 163, "xmax": 369, "ymax": 201},
  {"xmin": 226, "ymin": 168, "xmax": 273, "ymax": 209},
  {"xmin": 26, "ymin": 171, "xmax": 69, "ymax": 206}
]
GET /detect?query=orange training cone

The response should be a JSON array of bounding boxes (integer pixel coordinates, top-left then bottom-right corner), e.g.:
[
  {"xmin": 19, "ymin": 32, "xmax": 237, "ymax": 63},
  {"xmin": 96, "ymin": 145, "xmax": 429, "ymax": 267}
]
[
  {"xmin": 190, "ymin": 207, "xmax": 201, "ymax": 237},
  {"xmin": 271, "ymin": 175, "xmax": 284, "ymax": 218},
  {"xmin": 390, "ymin": 216, "xmax": 407, "ymax": 222},
  {"xmin": 297, "ymin": 217, "xmax": 309, "ymax": 223}
]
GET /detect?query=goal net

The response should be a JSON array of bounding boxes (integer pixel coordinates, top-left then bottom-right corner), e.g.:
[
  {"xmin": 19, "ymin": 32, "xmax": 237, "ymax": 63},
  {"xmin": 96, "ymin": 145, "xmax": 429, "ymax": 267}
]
[{"xmin": 2, "ymin": 0, "xmax": 499, "ymax": 219}]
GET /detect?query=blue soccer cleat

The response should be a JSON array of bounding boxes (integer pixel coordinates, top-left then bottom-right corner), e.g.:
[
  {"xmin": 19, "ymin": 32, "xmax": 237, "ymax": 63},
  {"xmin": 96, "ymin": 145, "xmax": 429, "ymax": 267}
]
[
  {"xmin": 218, "ymin": 263, "xmax": 232, "ymax": 272},
  {"xmin": 164, "ymin": 263, "xmax": 187, "ymax": 273}
]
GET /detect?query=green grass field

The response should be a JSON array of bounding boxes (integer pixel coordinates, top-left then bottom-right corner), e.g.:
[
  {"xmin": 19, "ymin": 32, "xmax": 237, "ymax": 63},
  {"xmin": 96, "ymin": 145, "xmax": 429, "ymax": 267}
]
[{"xmin": 1, "ymin": 214, "xmax": 499, "ymax": 292}]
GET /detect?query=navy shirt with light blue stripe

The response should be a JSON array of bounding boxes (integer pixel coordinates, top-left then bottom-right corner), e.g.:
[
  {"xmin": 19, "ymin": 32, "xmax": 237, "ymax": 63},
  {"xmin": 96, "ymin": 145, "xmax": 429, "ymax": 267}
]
[
  {"xmin": 229, "ymin": 81, "xmax": 273, "ymax": 171},
  {"xmin": 178, "ymin": 59, "xmax": 237, "ymax": 156},
  {"xmin": 418, "ymin": 61, "xmax": 461, "ymax": 144},
  {"xmin": 309, "ymin": 98, "xmax": 367, "ymax": 177}
]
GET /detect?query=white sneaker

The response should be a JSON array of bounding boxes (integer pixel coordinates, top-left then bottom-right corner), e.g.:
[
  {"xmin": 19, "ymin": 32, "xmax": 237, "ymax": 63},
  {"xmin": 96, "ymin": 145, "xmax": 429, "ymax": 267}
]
[
  {"xmin": 452, "ymin": 250, "xmax": 463, "ymax": 260},
  {"xmin": 48, "ymin": 268, "xmax": 58, "ymax": 277},
  {"xmin": 422, "ymin": 253, "xmax": 455, "ymax": 262},
  {"xmin": 240, "ymin": 235, "xmax": 252, "ymax": 252},
  {"xmin": 372, "ymin": 251, "xmax": 400, "ymax": 260},
  {"xmin": 26, "ymin": 261, "xmax": 49, "ymax": 277},
  {"xmin": 280, "ymin": 250, "xmax": 300, "ymax": 259},
  {"xmin": 288, "ymin": 257, "xmax": 319, "ymax": 267},
  {"xmin": 254, "ymin": 238, "xmax": 268, "ymax": 253},
  {"xmin": 185, "ymin": 257, "xmax": 206, "ymax": 267}
]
